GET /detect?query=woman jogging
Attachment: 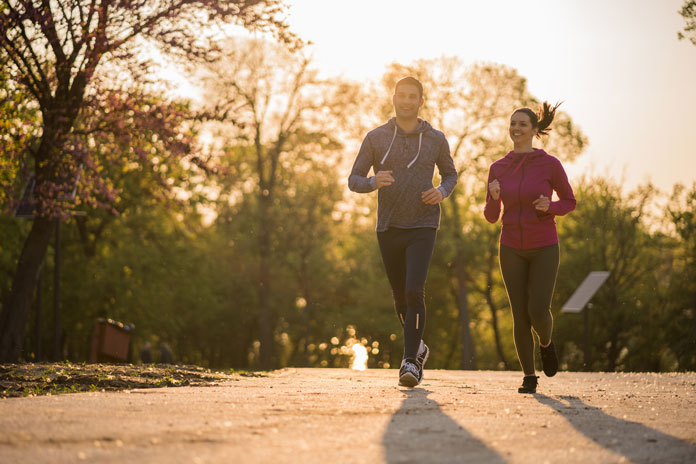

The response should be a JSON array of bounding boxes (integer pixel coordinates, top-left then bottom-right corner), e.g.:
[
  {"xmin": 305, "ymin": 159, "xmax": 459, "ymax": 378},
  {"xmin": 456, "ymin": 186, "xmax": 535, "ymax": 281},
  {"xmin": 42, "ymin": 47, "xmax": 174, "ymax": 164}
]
[{"xmin": 484, "ymin": 102, "xmax": 576, "ymax": 393}]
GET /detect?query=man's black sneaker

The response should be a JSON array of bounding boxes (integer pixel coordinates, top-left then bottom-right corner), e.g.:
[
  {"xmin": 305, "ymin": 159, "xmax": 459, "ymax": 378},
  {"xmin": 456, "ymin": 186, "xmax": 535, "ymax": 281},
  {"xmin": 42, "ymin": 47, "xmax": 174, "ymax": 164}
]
[
  {"xmin": 540, "ymin": 341, "xmax": 558, "ymax": 377},
  {"xmin": 399, "ymin": 360, "xmax": 421, "ymax": 387},
  {"xmin": 518, "ymin": 375, "xmax": 539, "ymax": 393}
]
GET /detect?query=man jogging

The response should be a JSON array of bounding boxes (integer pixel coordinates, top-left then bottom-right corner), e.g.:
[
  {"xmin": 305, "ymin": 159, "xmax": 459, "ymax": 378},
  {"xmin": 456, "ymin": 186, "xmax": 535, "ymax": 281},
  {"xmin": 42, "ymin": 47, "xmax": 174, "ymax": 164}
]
[{"xmin": 348, "ymin": 77, "xmax": 458, "ymax": 387}]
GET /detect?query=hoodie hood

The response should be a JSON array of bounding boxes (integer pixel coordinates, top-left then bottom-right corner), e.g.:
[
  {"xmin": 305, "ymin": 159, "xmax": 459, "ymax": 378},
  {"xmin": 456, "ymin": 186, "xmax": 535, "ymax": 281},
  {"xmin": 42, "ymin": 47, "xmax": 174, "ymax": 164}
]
[
  {"xmin": 504, "ymin": 148, "xmax": 547, "ymax": 160},
  {"xmin": 381, "ymin": 118, "xmax": 432, "ymax": 167},
  {"xmin": 501, "ymin": 148, "xmax": 547, "ymax": 177},
  {"xmin": 387, "ymin": 117, "xmax": 432, "ymax": 135}
]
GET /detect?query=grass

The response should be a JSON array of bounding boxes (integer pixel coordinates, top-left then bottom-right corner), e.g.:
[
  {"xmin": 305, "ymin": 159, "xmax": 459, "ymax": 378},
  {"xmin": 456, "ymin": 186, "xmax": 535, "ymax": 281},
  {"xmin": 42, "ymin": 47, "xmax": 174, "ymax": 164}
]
[{"xmin": 0, "ymin": 361, "xmax": 257, "ymax": 398}]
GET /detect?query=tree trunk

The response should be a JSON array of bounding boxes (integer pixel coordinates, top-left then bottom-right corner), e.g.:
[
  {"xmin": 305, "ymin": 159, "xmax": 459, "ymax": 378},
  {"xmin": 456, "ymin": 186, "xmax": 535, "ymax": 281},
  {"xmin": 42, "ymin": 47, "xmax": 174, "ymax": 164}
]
[
  {"xmin": 0, "ymin": 94, "xmax": 81, "ymax": 362},
  {"xmin": 446, "ymin": 190, "xmax": 476, "ymax": 370},
  {"xmin": 605, "ymin": 290, "xmax": 621, "ymax": 372},
  {"xmin": 456, "ymin": 250, "xmax": 476, "ymax": 369},
  {"xmin": 444, "ymin": 314, "xmax": 461, "ymax": 368},
  {"xmin": 485, "ymin": 287, "xmax": 509, "ymax": 369},
  {"xmin": 0, "ymin": 217, "xmax": 55, "ymax": 362},
  {"xmin": 257, "ymin": 193, "xmax": 274, "ymax": 369},
  {"xmin": 301, "ymin": 282, "xmax": 313, "ymax": 368},
  {"xmin": 485, "ymin": 252, "xmax": 510, "ymax": 369}
]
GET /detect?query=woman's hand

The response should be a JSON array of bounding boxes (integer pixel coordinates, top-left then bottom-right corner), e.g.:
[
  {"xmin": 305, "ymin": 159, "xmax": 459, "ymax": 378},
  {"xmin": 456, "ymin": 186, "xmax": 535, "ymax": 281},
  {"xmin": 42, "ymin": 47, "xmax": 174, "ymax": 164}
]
[
  {"xmin": 489, "ymin": 179, "xmax": 500, "ymax": 200},
  {"xmin": 375, "ymin": 170, "xmax": 395, "ymax": 188},
  {"xmin": 532, "ymin": 194, "xmax": 550, "ymax": 212}
]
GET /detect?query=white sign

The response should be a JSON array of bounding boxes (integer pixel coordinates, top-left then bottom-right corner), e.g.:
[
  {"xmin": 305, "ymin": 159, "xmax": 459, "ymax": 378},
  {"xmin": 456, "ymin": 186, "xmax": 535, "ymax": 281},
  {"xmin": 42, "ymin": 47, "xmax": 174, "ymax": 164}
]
[{"xmin": 561, "ymin": 271, "xmax": 610, "ymax": 313}]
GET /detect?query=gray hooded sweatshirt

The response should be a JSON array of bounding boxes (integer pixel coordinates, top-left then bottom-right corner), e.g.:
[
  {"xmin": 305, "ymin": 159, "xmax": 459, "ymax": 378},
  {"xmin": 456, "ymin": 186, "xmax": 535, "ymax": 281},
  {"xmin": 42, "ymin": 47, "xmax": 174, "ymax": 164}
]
[{"xmin": 349, "ymin": 117, "xmax": 458, "ymax": 232}]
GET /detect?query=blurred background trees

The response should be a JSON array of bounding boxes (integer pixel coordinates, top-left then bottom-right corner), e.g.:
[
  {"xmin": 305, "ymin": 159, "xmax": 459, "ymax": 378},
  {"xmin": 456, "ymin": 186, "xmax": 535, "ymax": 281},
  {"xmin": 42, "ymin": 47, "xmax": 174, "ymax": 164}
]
[{"xmin": 1, "ymin": 3, "xmax": 694, "ymax": 371}]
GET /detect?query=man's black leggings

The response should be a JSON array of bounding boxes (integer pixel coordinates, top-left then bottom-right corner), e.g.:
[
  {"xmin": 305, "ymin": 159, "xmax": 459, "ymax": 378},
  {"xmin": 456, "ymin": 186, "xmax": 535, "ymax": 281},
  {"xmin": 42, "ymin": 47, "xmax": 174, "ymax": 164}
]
[
  {"xmin": 499, "ymin": 243, "xmax": 559, "ymax": 375},
  {"xmin": 377, "ymin": 227, "xmax": 437, "ymax": 362}
]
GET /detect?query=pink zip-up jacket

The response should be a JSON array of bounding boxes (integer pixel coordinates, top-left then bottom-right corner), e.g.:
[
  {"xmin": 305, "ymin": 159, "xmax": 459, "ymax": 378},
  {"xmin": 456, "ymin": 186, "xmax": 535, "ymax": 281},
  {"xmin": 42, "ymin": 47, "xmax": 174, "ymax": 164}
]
[{"xmin": 484, "ymin": 148, "xmax": 576, "ymax": 250}]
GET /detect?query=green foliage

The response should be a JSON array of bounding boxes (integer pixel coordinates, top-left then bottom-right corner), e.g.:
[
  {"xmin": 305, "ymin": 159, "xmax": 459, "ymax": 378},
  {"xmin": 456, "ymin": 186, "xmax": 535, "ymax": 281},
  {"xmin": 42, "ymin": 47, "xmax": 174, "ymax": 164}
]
[
  {"xmin": 1, "ymin": 45, "xmax": 693, "ymax": 372},
  {"xmin": 663, "ymin": 183, "xmax": 696, "ymax": 369},
  {"xmin": 0, "ymin": 63, "xmax": 40, "ymax": 212},
  {"xmin": 678, "ymin": 1, "xmax": 696, "ymax": 46},
  {"xmin": 0, "ymin": 0, "xmax": 300, "ymax": 363},
  {"xmin": 553, "ymin": 177, "xmax": 681, "ymax": 372}
]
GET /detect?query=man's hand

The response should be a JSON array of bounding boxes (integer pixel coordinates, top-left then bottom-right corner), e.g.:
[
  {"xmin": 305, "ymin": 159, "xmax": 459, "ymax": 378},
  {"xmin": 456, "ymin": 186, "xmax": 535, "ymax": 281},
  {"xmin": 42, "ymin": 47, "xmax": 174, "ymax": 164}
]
[
  {"xmin": 489, "ymin": 179, "xmax": 500, "ymax": 200},
  {"xmin": 532, "ymin": 194, "xmax": 550, "ymax": 212},
  {"xmin": 376, "ymin": 170, "xmax": 395, "ymax": 188},
  {"xmin": 422, "ymin": 187, "xmax": 444, "ymax": 205}
]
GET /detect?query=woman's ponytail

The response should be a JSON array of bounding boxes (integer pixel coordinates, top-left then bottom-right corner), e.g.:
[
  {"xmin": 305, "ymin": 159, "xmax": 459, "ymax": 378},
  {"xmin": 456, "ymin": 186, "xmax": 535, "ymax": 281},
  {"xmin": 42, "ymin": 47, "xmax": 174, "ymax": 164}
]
[
  {"xmin": 536, "ymin": 101, "xmax": 561, "ymax": 137},
  {"xmin": 512, "ymin": 101, "xmax": 561, "ymax": 138}
]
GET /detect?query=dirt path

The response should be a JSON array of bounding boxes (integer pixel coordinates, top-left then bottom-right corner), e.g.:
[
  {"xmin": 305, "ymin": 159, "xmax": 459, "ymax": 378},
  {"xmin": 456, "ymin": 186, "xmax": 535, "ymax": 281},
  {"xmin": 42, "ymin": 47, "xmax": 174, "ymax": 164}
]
[{"xmin": 1, "ymin": 368, "xmax": 695, "ymax": 463}]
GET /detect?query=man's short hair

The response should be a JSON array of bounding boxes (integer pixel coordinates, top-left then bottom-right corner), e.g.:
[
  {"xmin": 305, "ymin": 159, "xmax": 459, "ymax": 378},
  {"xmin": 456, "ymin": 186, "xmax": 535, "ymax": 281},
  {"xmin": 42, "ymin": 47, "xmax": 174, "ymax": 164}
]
[{"xmin": 395, "ymin": 77, "xmax": 423, "ymax": 98}]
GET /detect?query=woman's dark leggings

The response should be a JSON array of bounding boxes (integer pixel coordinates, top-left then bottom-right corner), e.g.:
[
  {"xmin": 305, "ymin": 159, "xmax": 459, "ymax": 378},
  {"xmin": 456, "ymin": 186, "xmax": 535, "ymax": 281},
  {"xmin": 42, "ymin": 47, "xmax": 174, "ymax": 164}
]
[
  {"xmin": 377, "ymin": 227, "xmax": 437, "ymax": 362},
  {"xmin": 499, "ymin": 243, "xmax": 559, "ymax": 375}
]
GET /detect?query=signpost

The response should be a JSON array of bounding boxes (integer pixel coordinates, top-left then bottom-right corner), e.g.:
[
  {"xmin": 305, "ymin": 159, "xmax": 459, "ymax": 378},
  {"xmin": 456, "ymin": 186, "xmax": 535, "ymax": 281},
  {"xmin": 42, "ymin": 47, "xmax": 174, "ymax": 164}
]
[{"xmin": 562, "ymin": 271, "xmax": 610, "ymax": 370}]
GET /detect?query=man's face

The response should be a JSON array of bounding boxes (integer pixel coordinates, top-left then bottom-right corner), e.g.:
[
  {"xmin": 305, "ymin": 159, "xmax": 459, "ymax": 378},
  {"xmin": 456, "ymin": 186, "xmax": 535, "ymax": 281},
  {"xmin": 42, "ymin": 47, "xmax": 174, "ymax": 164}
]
[{"xmin": 393, "ymin": 83, "xmax": 423, "ymax": 119}]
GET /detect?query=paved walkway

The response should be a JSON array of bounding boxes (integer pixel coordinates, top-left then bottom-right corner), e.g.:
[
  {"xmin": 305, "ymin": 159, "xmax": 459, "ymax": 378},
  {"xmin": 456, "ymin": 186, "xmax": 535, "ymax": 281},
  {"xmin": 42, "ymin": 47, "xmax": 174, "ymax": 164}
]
[{"xmin": 1, "ymin": 369, "xmax": 695, "ymax": 463}]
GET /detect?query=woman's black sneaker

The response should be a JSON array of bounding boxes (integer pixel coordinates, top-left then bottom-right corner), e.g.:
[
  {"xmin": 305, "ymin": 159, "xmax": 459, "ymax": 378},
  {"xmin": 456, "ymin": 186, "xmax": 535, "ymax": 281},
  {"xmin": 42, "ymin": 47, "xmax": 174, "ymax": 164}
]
[
  {"xmin": 540, "ymin": 341, "xmax": 558, "ymax": 377},
  {"xmin": 518, "ymin": 375, "xmax": 539, "ymax": 393}
]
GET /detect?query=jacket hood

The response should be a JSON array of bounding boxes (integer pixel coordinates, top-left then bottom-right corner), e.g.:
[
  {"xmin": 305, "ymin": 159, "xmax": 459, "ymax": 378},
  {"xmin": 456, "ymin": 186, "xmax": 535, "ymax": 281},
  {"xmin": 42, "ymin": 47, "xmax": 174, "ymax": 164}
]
[
  {"xmin": 387, "ymin": 117, "xmax": 432, "ymax": 135},
  {"xmin": 503, "ymin": 148, "xmax": 547, "ymax": 160},
  {"xmin": 499, "ymin": 148, "xmax": 548, "ymax": 177}
]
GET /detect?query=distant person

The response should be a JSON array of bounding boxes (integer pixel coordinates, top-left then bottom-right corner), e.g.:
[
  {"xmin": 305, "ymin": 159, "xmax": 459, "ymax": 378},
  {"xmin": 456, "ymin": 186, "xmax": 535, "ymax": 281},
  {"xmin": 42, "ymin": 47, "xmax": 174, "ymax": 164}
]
[
  {"xmin": 484, "ymin": 102, "xmax": 576, "ymax": 393},
  {"xmin": 159, "ymin": 342, "xmax": 173, "ymax": 364},
  {"xmin": 349, "ymin": 77, "xmax": 458, "ymax": 387},
  {"xmin": 140, "ymin": 341, "xmax": 153, "ymax": 364}
]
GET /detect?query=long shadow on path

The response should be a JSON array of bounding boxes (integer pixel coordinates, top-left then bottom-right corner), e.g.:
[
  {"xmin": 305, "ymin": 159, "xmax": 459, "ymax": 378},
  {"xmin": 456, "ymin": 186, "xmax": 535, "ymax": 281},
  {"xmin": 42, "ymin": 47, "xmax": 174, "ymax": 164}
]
[
  {"xmin": 383, "ymin": 388, "xmax": 506, "ymax": 464},
  {"xmin": 535, "ymin": 394, "xmax": 696, "ymax": 463}
]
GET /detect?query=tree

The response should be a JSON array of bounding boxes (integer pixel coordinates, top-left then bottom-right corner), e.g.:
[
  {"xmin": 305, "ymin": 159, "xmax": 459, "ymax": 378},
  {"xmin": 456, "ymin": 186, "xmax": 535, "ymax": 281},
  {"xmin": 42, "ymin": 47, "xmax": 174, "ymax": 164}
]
[
  {"xmin": 0, "ymin": 53, "xmax": 39, "ymax": 210},
  {"xmin": 195, "ymin": 38, "xmax": 361, "ymax": 368},
  {"xmin": 678, "ymin": 1, "xmax": 696, "ymax": 46},
  {"xmin": 0, "ymin": 61, "xmax": 37, "ymax": 316},
  {"xmin": 0, "ymin": 82, "xmax": 222, "ymax": 363},
  {"xmin": 275, "ymin": 163, "xmax": 344, "ymax": 366},
  {"xmin": 554, "ymin": 177, "xmax": 662, "ymax": 371},
  {"xmin": 0, "ymin": 0, "xmax": 296, "ymax": 361},
  {"xmin": 664, "ymin": 183, "xmax": 696, "ymax": 369}
]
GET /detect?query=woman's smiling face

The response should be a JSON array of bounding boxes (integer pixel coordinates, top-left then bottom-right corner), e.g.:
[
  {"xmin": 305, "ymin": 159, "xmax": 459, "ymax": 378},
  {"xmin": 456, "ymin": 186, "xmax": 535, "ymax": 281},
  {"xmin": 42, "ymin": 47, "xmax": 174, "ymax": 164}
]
[{"xmin": 509, "ymin": 111, "xmax": 537, "ymax": 145}]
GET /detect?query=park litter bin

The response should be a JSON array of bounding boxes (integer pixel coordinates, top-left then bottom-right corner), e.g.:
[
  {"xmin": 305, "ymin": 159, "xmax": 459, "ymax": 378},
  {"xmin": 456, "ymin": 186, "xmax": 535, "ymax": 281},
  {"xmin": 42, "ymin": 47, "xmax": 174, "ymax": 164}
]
[{"xmin": 89, "ymin": 318, "xmax": 135, "ymax": 363}]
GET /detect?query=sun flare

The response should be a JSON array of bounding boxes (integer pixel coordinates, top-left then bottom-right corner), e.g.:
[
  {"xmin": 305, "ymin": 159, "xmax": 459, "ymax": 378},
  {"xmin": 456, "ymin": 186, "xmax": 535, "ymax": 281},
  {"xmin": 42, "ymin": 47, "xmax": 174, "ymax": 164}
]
[{"xmin": 350, "ymin": 344, "xmax": 368, "ymax": 371}]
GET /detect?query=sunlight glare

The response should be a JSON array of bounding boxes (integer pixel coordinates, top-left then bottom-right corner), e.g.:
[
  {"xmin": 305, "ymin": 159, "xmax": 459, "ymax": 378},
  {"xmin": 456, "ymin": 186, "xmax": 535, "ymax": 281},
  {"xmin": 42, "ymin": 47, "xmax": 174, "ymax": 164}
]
[{"xmin": 350, "ymin": 343, "xmax": 368, "ymax": 371}]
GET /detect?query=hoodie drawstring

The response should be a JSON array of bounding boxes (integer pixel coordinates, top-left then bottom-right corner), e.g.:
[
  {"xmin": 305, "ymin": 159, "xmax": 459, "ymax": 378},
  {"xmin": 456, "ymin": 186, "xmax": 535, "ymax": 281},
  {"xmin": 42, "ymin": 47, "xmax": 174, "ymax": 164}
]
[
  {"xmin": 380, "ymin": 125, "xmax": 423, "ymax": 169},
  {"xmin": 380, "ymin": 126, "xmax": 397, "ymax": 165},
  {"xmin": 407, "ymin": 132, "xmax": 423, "ymax": 168}
]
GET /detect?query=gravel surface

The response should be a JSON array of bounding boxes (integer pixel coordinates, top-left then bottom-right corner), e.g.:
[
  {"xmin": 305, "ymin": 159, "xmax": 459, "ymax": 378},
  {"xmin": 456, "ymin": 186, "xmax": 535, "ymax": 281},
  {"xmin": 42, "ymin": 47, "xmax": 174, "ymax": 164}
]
[{"xmin": 1, "ymin": 368, "xmax": 695, "ymax": 463}]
